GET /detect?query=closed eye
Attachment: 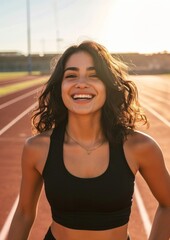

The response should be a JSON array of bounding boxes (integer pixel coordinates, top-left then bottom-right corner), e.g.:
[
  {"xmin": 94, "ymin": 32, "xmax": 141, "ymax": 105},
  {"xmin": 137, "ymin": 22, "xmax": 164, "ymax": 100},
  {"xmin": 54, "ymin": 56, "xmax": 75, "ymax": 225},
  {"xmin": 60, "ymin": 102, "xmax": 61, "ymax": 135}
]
[
  {"xmin": 89, "ymin": 74, "xmax": 99, "ymax": 78},
  {"xmin": 65, "ymin": 74, "xmax": 77, "ymax": 78}
]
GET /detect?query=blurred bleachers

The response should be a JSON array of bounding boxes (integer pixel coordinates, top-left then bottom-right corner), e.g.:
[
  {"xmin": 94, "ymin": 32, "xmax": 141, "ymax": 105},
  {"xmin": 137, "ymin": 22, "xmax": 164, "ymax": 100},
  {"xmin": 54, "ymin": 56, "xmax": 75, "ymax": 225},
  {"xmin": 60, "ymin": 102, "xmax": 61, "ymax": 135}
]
[{"xmin": 0, "ymin": 51, "xmax": 170, "ymax": 75}]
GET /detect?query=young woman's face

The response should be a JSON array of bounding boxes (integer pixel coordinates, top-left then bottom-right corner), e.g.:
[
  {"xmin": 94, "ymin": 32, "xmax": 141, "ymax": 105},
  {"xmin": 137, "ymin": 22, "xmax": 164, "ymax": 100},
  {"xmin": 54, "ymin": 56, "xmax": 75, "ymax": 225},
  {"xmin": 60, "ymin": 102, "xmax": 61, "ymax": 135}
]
[{"xmin": 61, "ymin": 51, "xmax": 106, "ymax": 116}]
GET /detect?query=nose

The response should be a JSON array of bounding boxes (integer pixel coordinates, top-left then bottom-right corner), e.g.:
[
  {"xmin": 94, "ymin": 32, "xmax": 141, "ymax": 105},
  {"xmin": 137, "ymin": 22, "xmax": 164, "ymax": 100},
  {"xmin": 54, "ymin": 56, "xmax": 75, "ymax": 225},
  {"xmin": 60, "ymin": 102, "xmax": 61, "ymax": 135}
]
[{"xmin": 75, "ymin": 76, "xmax": 89, "ymax": 88}]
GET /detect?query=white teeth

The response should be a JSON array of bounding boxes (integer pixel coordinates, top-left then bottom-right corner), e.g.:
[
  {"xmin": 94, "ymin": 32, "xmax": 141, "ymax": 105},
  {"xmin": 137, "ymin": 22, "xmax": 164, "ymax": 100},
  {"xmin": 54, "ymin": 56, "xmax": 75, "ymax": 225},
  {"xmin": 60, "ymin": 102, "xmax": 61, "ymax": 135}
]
[{"xmin": 73, "ymin": 94, "xmax": 93, "ymax": 100}]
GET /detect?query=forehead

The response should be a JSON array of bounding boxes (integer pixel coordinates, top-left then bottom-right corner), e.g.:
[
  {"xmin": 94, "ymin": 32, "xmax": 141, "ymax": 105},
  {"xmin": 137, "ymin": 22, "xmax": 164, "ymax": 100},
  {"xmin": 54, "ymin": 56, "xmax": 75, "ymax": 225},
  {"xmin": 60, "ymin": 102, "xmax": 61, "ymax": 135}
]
[{"xmin": 65, "ymin": 51, "xmax": 94, "ymax": 68}]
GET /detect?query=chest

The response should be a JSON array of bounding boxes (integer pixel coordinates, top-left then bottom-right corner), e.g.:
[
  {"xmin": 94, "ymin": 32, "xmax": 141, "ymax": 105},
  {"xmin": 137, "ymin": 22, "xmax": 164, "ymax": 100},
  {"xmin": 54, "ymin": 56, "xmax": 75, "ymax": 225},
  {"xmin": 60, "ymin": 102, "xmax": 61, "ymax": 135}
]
[
  {"xmin": 63, "ymin": 142, "xmax": 109, "ymax": 178},
  {"xmin": 43, "ymin": 140, "xmax": 135, "ymax": 213}
]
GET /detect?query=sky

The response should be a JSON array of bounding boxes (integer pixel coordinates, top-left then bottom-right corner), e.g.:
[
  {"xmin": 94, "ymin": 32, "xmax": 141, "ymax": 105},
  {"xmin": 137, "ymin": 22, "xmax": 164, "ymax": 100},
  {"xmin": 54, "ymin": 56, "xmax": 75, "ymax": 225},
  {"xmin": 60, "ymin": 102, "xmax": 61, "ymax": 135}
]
[{"xmin": 0, "ymin": 0, "xmax": 170, "ymax": 55}]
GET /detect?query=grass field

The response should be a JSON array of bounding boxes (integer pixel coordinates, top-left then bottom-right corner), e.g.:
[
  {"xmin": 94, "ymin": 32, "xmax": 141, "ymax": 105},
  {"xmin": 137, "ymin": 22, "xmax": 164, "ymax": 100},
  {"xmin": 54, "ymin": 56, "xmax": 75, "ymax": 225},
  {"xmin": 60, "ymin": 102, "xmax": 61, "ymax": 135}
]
[
  {"xmin": 0, "ymin": 72, "xmax": 41, "ymax": 81},
  {"xmin": 0, "ymin": 73, "xmax": 49, "ymax": 97}
]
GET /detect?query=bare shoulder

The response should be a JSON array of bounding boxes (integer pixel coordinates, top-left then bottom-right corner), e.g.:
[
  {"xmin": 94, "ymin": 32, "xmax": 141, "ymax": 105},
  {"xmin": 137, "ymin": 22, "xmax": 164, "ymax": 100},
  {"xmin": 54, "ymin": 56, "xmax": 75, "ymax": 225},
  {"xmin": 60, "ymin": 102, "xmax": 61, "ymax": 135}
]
[
  {"xmin": 25, "ymin": 129, "xmax": 53, "ymax": 149},
  {"xmin": 22, "ymin": 129, "xmax": 53, "ymax": 174},
  {"xmin": 124, "ymin": 131, "xmax": 163, "ymax": 172},
  {"xmin": 125, "ymin": 130, "xmax": 161, "ymax": 152}
]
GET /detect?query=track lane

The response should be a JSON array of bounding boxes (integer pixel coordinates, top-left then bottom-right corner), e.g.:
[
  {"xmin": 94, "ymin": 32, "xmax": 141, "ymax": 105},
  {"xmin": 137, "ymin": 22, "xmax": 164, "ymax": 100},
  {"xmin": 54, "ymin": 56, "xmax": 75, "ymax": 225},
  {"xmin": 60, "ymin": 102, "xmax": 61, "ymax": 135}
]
[
  {"xmin": 0, "ymin": 88, "xmax": 41, "ymax": 110},
  {"xmin": 0, "ymin": 85, "xmax": 42, "ymax": 105},
  {"xmin": 0, "ymin": 105, "xmax": 36, "ymax": 230},
  {"xmin": 0, "ymin": 79, "xmax": 44, "ymax": 232}
]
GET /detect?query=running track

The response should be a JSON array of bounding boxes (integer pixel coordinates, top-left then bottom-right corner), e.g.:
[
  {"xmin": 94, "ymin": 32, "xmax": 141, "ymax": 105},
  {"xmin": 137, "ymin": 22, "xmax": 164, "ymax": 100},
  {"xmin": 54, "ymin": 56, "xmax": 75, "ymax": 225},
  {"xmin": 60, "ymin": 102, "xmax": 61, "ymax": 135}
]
[{"xmin": 0, "ymin": 75, "xmax": 170, "ymax": 240}]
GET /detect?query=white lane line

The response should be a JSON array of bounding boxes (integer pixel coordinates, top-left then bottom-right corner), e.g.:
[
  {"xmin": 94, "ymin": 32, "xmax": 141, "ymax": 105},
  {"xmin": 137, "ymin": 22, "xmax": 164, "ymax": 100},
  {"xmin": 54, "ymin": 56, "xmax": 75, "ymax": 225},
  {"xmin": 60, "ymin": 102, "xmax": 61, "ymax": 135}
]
[
  {"xmin": 0, "ymin": 87, "xmax": 41, "ymax": 110},
  {"xmin": 141, "ymin": 101, "xmax": 170, "ymax": 127},
  {"xmin": 140, "ymin": 91, "xmax": 170, "ymax": 105},
  {"xmin": 0, "ymin": 196, "xmax": 19, "ymax": 240},
  {"xmin": 0, "ymin": 102, "xmax": 37, "ymax": 136},
  {"xmin": 134, "ymin": 184, "xmax": 151, "ymax": 238},
  {"xmin": 0, "ymin": 102, "xmax": 37, "ymax": 239}
]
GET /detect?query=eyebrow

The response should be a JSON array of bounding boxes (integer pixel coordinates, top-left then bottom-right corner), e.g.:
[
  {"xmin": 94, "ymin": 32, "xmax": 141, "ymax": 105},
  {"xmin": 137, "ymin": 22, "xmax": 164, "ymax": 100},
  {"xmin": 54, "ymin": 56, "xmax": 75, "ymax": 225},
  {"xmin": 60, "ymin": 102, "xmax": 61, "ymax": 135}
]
[{"xmin": 64, "ymin": 66, "xmax": 95, "ymax": 72}]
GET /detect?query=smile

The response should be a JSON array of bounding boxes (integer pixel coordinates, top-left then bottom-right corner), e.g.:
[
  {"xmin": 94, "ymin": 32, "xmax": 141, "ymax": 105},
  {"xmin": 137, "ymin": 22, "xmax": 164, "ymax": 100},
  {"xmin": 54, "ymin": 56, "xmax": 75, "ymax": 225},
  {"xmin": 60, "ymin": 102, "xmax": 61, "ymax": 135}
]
[{"xmin": 71, "ymin": 94, "xmax": 95, "ymax": 100}]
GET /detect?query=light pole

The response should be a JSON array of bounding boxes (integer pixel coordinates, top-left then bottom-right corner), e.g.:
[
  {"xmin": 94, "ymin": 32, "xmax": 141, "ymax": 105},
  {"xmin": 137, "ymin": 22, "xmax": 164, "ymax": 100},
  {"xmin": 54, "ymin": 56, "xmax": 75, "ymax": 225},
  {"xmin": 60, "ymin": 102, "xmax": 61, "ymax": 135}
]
[
  {"xmin": 56, "ymin": 30, "xmax": 63, "ymax": 53},
  {"xmin": 26, "ymin": 0, "xmax": 32, "ymax": 74}
]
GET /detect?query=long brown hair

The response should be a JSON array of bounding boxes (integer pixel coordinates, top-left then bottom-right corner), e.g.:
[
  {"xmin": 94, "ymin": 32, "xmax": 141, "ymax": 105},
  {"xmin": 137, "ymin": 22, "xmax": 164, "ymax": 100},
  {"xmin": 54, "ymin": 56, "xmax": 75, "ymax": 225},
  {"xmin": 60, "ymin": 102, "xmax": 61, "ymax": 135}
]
[{"xmin": 32, "ymin": 41, "xmax": 148, "ymax": 143}]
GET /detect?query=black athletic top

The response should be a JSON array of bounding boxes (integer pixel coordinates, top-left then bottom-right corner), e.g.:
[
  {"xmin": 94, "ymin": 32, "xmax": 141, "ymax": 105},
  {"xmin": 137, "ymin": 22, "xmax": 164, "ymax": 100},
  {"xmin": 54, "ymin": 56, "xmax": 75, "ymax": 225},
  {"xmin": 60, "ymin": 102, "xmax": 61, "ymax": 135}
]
[{"xmin": 42, "ymin": 122, "xmax": 135, "ymax": 230}]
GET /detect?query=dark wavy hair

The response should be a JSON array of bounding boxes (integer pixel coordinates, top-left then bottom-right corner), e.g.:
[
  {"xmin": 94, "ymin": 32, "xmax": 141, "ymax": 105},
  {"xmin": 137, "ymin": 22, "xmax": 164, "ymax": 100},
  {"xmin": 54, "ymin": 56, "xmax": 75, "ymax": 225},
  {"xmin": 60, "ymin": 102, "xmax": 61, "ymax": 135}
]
[{"xmin": 32, "ymin": 41, "xmax": 148, "ymax": 143}]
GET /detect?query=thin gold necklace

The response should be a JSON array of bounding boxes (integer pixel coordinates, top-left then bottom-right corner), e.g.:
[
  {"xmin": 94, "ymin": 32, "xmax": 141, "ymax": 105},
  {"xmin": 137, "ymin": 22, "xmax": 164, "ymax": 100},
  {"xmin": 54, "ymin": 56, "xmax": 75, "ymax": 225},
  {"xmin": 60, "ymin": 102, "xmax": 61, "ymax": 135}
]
[{"xmin": 66, "ymin": 129, "xmax": 104, "ymax": 155}]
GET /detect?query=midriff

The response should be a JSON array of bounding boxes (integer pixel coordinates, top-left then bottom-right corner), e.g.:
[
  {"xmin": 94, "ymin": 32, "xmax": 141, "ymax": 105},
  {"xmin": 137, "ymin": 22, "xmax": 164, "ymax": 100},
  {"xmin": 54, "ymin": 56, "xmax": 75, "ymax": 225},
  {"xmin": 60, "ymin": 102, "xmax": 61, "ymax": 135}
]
[{"xmin": 50, "ymin": 221, "xmax": 129, "ymax": 240}]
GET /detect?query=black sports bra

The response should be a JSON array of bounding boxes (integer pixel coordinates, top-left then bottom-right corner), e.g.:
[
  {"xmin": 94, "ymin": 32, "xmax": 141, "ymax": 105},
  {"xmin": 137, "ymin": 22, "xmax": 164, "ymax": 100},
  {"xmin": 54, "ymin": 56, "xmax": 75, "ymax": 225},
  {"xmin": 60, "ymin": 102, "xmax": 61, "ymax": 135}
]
[{"xmin": 42, "ymin": 122, "xmax": 135, "ymax": 230}]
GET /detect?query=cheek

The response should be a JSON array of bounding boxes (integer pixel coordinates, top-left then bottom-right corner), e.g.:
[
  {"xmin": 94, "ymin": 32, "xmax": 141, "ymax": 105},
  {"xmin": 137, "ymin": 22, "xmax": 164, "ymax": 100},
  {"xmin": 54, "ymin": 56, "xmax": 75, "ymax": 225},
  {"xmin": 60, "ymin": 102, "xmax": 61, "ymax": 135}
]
[
  {"xmin": 101, "ymin": 93, "xmax": 106, "ymax": 107},
  {"xmin": 100, "ymin": 85, "xmax": 106, "ymax": 104},
  {"xmin": 61, "ymin": 80, "xmax": 69, "ymax": 93}
]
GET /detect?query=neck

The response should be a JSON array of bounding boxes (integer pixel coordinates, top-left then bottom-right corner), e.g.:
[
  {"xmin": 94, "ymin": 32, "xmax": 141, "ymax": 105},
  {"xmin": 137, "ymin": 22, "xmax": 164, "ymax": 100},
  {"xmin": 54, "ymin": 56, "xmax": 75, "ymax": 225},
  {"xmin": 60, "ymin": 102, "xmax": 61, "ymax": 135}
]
[{"xmin": 66, "ymin": 112, "xmax": 104, "ymax": 142}]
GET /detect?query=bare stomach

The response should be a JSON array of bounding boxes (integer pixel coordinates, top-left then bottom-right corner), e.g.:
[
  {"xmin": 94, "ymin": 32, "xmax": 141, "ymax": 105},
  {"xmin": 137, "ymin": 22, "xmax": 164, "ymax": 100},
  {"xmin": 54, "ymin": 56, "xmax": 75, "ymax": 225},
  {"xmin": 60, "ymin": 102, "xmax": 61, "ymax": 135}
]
[{"xmin": 50, "ymin": 221, "xmax": 129, "ymax": 240}]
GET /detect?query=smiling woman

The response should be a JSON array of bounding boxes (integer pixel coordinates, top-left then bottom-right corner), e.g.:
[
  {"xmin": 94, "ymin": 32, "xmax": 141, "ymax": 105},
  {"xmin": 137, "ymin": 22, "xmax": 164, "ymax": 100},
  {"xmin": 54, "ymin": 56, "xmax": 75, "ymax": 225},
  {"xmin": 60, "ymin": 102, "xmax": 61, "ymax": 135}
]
[
  {"xmin": 32, "ymin": 41, "xmax": 147, "ymax": 142},
  {"xmin": 61, "ymin": 51, "xmax": 106, "ymax": 116},
  {"xmin": 8, "ymin": 41, "xmax": 170, "ymax": 240}
]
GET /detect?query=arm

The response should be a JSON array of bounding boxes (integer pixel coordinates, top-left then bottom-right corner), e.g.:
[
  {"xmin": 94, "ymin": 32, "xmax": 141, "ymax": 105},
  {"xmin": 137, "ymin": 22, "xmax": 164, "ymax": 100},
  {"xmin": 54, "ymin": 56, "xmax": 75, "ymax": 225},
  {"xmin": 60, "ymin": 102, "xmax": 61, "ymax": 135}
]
[
  {"xmin": 8, "ymin": 137, "xmax": 44, "ymax": 240},
  {"xmin": 135, "ymin": 133, "xmax": 170, "ymax": 240},
  {"xmin": 149, "ymin": 205, "xmax": 170, "ymax": 240}
]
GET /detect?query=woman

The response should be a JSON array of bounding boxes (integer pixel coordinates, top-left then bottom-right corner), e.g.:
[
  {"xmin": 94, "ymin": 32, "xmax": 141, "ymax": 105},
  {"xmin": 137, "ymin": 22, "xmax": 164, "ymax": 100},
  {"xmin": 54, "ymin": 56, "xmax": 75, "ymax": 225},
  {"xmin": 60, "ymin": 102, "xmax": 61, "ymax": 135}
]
[{"xmin": 8, "ymin": 41, "xmax": 170, "ymax": 240}]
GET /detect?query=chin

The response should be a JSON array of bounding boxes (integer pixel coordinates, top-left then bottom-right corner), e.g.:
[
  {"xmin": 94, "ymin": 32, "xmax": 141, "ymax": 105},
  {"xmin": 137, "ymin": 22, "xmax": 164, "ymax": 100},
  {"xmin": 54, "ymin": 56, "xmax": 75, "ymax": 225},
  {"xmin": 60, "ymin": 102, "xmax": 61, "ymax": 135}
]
[{"xmin": 68, "ymin": 106, "xmax": 102, "ymax": 116}]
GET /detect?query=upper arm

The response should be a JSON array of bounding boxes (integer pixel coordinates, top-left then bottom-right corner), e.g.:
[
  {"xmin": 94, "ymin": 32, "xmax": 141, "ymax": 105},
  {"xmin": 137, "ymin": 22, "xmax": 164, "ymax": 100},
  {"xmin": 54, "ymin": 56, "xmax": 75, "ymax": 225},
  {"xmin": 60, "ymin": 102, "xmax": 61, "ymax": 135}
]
[
  {"xmin": 135, "ymin": 133, "xmax": 170, "ymax": 207},
  {"xmin": 17, "ymin": 137, "xmax": 44, "ymax": 216}
]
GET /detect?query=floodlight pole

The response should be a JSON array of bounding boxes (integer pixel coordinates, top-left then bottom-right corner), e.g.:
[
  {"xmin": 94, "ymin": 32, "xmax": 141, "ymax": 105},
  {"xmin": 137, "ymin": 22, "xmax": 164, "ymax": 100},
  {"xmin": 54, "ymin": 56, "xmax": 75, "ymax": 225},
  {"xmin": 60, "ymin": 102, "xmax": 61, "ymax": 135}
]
[{"xmin": 26, "ymin": 0, "xmax": 32, "ymax": 75}]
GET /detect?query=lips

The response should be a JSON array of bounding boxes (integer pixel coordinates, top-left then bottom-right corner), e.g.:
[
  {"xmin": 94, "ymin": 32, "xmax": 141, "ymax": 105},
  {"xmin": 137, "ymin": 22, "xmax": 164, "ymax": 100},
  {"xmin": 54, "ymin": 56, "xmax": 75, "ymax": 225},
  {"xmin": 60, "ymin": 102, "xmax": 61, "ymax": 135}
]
[{"xmin": 71, "ymin": 94, "xmax": 95, "ymax": 100}]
